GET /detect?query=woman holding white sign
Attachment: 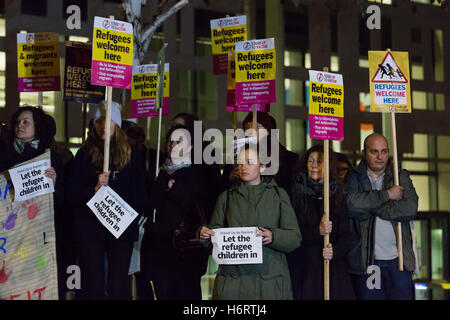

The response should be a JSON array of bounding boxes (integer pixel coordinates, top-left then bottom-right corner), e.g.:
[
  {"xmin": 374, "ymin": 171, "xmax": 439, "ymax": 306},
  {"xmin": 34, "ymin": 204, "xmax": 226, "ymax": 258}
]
[
  {"xmin": 200, "ymin": 143, "xmax": 302, "ymax": 300},
  {"xmin": 0, "ymin": 106, "xmax": 66, "ymax": 297},
  {"xmin": 0, "ymin": 107, "xmax": 60, "ymax": 183},
  {"xmin": 67, "ymin": 101, "xmax": 146, "ymax": 300},
  {"xmin": 288, "ymin": 145, "xmax": 355, "ymax": 300}
]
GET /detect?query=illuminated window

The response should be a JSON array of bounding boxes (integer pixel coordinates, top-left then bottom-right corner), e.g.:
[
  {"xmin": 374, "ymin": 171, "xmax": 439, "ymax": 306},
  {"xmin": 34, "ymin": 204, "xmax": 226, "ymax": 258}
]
[
  {"xmin": 403, "ymin": 133, "xmax": 429, "ymax": 158},
  {"xmin": 0, "ymin": 18, "xmax": 5, "ymax": 37},
  {"xmin": 285, "ymin": 79, "xmax": 305, "ymax": 106},
  {"xmin": 359, "ymin": 57, "xmax": 369, "ymax": 68},
  {"xmin": 304, "ymin": 52, "xmax": 311, "ymax": 69},
  {"xmin": 437, "ymin": 135, "xmax": 450, "ymax": 159},
  {"xmin": 330, "ymin": 55, "xmax": 339, "ymax": 72},
  {"xmin": 285, "ymin": 118, "xmax": 305, "ymax": 153},
  {"xmin": 438, "ymin": 162, "xmax": 450, "ymax": 211},
  {"xmin": 368, "ymin": 0, "xmax": 392, "ymax": 4},
  {"xmin": 412, "ymin": 91, "xmax": 427, "ymax": 110},
  {"xmin": 436, "ymin": 93, "xmax": 445, "ymax": 111},
  {"xmin": 359, "ymin": 92, "xmax": 371, "ymax": 112},
  {"xmin": 19, "ymin": 92, "xmax": 55, "ymax": 114},
  {"xmin": 68, "ymin": 35, "xmax": 89, "ymax": 43},
  {"xmin": 360, "ymin": 123, "xmax": 374, "ymax": 150},
  {"xmin": 412, "ymin": 57, "xmax": 424, "ymax": 80},
  {"xmin": 284, "ymin": 50, "xmax": 303, "ymax": 68}
]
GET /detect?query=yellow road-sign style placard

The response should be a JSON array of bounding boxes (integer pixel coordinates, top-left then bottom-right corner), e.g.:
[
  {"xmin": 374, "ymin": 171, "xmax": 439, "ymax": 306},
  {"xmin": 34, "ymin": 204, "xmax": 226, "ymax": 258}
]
[{"xmin": 369, "ymin": 50, "xmax": 411, "ymax": 113}]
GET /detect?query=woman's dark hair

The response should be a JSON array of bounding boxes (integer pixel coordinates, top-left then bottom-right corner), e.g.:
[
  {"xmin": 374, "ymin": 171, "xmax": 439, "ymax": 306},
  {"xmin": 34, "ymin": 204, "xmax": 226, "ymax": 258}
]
[
  {"xmin": 171, "ymin": 113, "xmax": 199, "ymax": 131},
  {"xmin": 165, "ymin": 124, "xmax": 195, "ymax": 162},
  {"xmin": 123, "ymin": 121, "xmax": 146, "ymax": 153},
  {"xmin": 242, "ymin": 111, "xmax": 277, "ymax": 142},
  {"xmin": 0, "ymin": 122, "xmax": 10, "ymax": 144},
  {"xmin": 297, "ymin": 144, "xmax": 345, "ymax": 205},
  {"xmin": 335, "ymin": 152, "xmax": 353, "ymax": 170},
  {"xmin": 10, "ymin": 106, "xmax": 55, "ymax": 148}
]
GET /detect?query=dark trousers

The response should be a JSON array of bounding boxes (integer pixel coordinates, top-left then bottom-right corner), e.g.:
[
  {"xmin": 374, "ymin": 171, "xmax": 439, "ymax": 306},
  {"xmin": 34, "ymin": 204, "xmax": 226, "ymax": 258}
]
[
  {"xmin": 151, "ymin": 270, "xmax": 202, "ymax": 300},
  {"xmin": 140, "ymin": 233, "xmax": 203, "ymax": 300},
  {"xmin": 351, "ymin": 258, "xmax": 414, "ymax": 300},
  {"xmin": 76, "ymin": 239, "xmax": 134, "ymax": 300}
]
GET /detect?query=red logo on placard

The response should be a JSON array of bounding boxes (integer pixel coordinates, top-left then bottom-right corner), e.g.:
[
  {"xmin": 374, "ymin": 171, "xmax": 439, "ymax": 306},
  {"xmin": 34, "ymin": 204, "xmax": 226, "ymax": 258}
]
[
  {"xmin": 139, "ymin": 66, "xmax": 145, "ymax": 73},
  {"xmin": 26, "ymin": 34, "xmax": 34, "ymax": 42},
  {"xmin": 317, "ymin": 73, "xmax": 324, "ymax": 82},
  {"xmin": 243, "ymin": 42, "xmax": 251, "ymax": 50},
  {"xmin": 103, "ymin": 20, "xmax": 110, "ymax": 29}
]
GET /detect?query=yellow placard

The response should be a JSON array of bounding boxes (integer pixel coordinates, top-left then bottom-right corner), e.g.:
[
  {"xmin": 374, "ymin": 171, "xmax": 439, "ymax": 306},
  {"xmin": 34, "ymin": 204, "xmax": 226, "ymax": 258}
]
[
  {"xmin": 227, "ymin": 52, "xmax": 236, "ymax": 90},
  {"xmin": 131, "ymin": 72, "xmax": 169, "ymax": 100},
  {"xmin": 211, "ymin": 25, "xmax": 247, "ymax": 55},
  {"xmin": 17, "ymin": 39, "xmax": 60, "ymax": 78},
  {"xmin": 369, "ymin": 50, "xmax": 411, "ymax": 113},
  {"xmin": 92, "ymin": 28, "xmax": 133, "ymax": 66},
  {"xmin": 309, "ymin": 82, "xmax": 344, "ymax": 117},
  {"xmin": 235, "ymin": 49, "xmax": 276, "ymax": 83}
]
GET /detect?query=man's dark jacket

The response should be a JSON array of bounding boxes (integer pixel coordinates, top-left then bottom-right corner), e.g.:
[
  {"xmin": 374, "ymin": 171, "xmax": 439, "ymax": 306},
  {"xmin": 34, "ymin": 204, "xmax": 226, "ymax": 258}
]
[{"xmin": 345, "ymin": 159, "xmax": 418, "ymax": 275}]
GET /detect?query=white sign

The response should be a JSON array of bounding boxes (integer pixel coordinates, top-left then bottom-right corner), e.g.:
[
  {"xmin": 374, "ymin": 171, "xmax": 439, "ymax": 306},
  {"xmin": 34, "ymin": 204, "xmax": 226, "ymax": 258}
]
[
  {"xmin": 86, "ymin": 186, "xmax": 139, "ymax": 239},
  {"xmin": 211, "ymin": 227, "xmax": 263, "ymax": 265},
  {"xmin": 8, "ymin": 159, "xmax": 55, "ymax": 202}
]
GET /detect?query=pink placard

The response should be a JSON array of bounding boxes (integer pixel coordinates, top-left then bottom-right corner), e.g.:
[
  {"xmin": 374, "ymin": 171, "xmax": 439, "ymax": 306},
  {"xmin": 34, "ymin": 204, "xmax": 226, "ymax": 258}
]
[
  {"xmin": 18, "ymin": 76, "xmax": 60, "ymax": 92},
  {"xmin": 308, "ymin": 114, "xmax": 344, "ymax": 141},
  {"xmin": 91, "ymin": 60, "xmax": 132, "ymax": 89},
  {"xmin": 213, "ymin": 54, "xmax": 228, "ymax": 75},
  {"xmin": 130, "ymin": 97, "xmax": 170, "ymax": 118},
  {"xmin": 226, "ymin": 104, "xmax": 270, "ymax": 113},
  {"xmin": 235, "ymin": 79, "xmax": 276, "ymax": 105}
]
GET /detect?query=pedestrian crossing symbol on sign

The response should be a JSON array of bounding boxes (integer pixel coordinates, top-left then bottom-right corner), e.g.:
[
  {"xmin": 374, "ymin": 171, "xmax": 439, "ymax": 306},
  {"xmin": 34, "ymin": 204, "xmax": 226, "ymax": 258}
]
[{"xmin": 371, "ymin": 51, "xmax": 407, "ymax": 83}]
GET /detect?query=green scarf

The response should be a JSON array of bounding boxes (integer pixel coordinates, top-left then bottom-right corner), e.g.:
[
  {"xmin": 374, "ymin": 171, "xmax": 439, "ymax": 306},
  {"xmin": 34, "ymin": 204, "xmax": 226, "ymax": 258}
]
[{"xmin": 14, "ymin": 138, "xmax": 40, "ymax": 154}]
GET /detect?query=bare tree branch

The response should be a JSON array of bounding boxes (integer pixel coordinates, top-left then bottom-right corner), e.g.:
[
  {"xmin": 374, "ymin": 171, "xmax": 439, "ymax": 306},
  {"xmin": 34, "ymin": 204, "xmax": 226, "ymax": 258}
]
[{"xmin": 140, "ymin": 0, "xmax": 190, "ymax": 55}]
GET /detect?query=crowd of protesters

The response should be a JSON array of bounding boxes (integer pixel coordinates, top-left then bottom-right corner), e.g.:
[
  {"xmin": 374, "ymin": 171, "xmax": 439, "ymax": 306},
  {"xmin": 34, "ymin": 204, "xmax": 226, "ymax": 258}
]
[{"xmin": 0, "ymin": 105, "xmax": 418, "ymax": 301}]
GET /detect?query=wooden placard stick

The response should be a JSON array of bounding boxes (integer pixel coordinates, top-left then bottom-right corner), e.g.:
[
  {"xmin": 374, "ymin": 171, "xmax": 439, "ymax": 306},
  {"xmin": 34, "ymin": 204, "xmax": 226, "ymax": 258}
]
[
  {"xmin": 103, "ymin": 86, "xmax": 113, "ymax": 173},
  {"xmin": 252, "ymin": 104, "xmax": 257, "ymax": 139},
  {"xmin": 38, "ymin": 92, "xmax": 43, "ymax": 109},
  {"xmin": 103, "ymin": 15, "xmax": 116, "ymax": 174},
  {"xmin": 391, "ymin": 111, "xmax": 403, "ymax": 271},
  {"xmin": 386, "ymin": 48, "xmax": 403, "ymax": 271},
  {"xmin": 322, "ymin": 66, "xmax": 330, "ymax": 301},
  {"xmin": 82, "ymin": 102, "xmax": 87, "ymax": 144}
]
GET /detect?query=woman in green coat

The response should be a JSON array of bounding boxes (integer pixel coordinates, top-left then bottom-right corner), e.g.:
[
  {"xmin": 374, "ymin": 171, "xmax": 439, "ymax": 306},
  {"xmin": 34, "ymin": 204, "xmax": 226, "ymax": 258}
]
[{"xmin": 200, "ymin": 144, "xmax": 302, "ymax": 300}]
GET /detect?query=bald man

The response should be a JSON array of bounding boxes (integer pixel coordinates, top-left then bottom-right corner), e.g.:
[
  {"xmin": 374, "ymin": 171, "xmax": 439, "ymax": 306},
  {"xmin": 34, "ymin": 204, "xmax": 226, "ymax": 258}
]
[{"xmin": 345, "ymin": 133, "xmax": 418, "ymax": 300}]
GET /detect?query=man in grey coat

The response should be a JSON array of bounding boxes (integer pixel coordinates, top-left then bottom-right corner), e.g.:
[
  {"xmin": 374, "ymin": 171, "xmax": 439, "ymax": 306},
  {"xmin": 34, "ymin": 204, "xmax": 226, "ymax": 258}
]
[{"xmin": 345, "ymin": 133, "xmax": 418, "ymax": 300}]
